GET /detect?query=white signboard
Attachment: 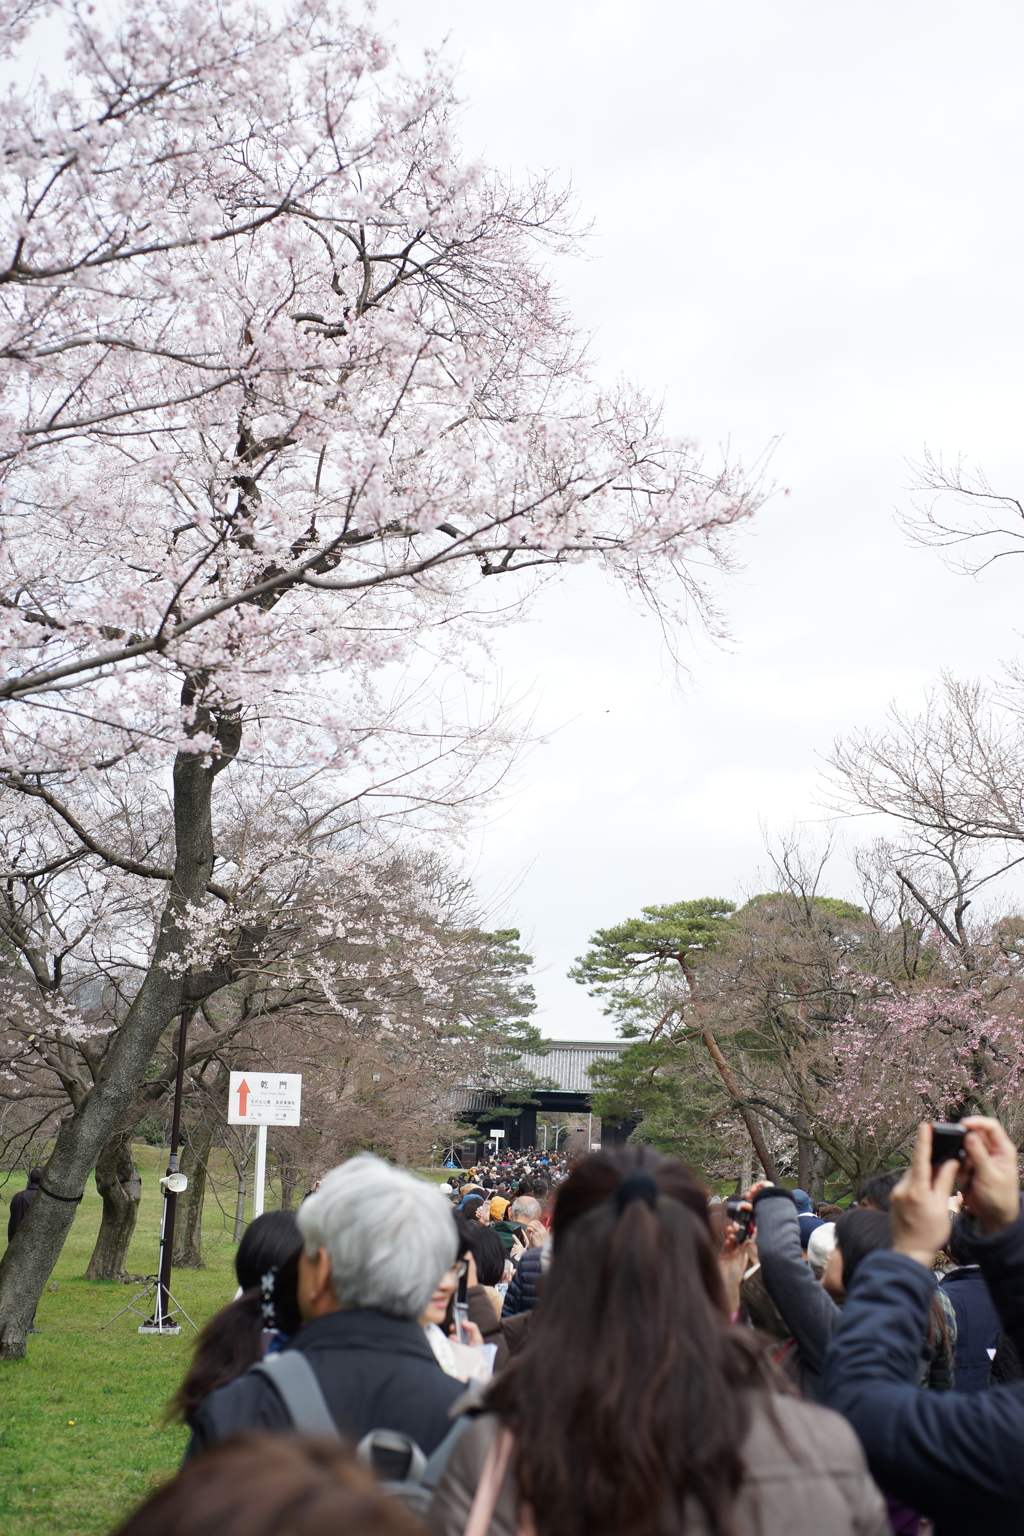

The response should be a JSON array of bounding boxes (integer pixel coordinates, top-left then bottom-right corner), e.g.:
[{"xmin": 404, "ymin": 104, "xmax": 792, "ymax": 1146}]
[{"xmin": 228, "ymin": 1071, "xmax": 302, "ymax": 1126}]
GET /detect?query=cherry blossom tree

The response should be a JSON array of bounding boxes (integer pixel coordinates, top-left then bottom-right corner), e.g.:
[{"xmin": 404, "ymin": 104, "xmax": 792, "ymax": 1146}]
[
  {"xmin": 574, "ymin": 830, "xmax": 1024, "ymax": 1197},
  {"xmin": 0, "ymin": 760, "xmax": 537, "ymax": 1277},
  {"xmin": 168, "ymin": 870, "xmax": 538, "ymax": 1265},
  {"xmin": 0, "ymin": 0, "xmax": 760, "ymax": 1354},
  {"xmin": 826, "ymin": 971, "xmax": 1024, "ymax": 1159},
  {"xmin": 699, "ymin": 854, "xmax": 1024, "ymax": 1190}
]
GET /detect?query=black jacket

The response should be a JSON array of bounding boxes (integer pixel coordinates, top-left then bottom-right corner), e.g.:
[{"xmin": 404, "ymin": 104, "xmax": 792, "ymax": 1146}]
[
  {"xmin": 500, "ymin": 1247, "xmax": 542, "ymax": 1317},
  {"xmin": 186, "ymin": 1308, "xmax": 463, "ymax": 1460},
  {"xmin": 821, "ymin": 1211, "xmax": 1024, "ymax": 1536},
  {"xmin": 7, "ymin": 1183, "xmax": 39, "ymax": 1242},
  {"xmin": 939, "ymin": 1264, "xmax": 1001, "ymax": 1393}
]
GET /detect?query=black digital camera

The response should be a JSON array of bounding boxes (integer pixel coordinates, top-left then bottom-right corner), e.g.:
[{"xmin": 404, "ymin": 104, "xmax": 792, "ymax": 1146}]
[
  {"xmin": 724, "ymin": 1197, "xmax": 754, "ymax": 1241},
  {"xmin": 930, "ymin": 1122, "xmax": 967, "ymax": 1169}
]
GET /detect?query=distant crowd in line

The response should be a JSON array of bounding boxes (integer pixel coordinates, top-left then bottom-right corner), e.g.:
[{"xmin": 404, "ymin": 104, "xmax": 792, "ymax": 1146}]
[{"xmin": 92, "ymin": 1117, "xmax": 1024, "ymax": 1536}]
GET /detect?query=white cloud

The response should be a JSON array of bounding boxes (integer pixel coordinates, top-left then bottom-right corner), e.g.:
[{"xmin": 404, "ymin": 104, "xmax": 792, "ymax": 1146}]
[{"xmin": 382, "ymin": 0, "xmax": 1024, "ymax": 1037}]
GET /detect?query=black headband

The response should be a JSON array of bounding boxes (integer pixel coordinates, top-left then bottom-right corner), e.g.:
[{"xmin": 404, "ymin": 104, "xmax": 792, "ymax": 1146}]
[{"xmin": 615, "ymin": 1170, "xmax": 659, "ymax": 1212}]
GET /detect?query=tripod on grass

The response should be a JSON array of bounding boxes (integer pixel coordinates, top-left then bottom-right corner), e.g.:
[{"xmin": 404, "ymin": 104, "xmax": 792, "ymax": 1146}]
[
  {"xmin": 102, "ymin": 1006, "xmax": 199, "ymax": 1336},
  {"xmin": 102, "ymin": 1181, "xmax": 197, "ymax": 1334}
]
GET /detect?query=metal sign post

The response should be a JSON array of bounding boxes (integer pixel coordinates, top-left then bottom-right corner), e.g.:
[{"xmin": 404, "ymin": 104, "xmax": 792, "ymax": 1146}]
[
  {"xmin": 252, "ymin": 1124, "xmax": 268, "ymax": 1219},
  {"xmin": 228, "ymin": 1071, "xmax": 302, "ymax": 1221}
]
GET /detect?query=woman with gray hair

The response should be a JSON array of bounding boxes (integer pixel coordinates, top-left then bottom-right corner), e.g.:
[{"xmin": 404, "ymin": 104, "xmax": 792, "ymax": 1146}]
[{"xmin": 185, "ymin": 1155, "xmax": 464, "ymax": 1460}]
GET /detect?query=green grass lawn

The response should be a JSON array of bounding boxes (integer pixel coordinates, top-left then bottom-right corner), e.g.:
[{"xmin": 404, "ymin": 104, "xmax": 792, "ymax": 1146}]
[
  {"xmin": 0, "ymin": 1150, "xmax": 449, "ymax": 1536},
  {"xmin": 1, "ymin": 1145, "xmax": 279, "ymax": 1536}
]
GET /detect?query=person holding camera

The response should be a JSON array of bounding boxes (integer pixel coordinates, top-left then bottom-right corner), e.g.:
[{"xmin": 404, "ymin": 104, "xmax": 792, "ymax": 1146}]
[
  {"xmin": 821, "ymin": 1117, "xmax": 1024, "ymax": 1535},
  {"xmin": 429, "ymin": 1147, "xmax": 889, "ymax": 1536},
  {"xmin": 732, "ymin": 1182, "xmax": 954, "ymax": 1403}
]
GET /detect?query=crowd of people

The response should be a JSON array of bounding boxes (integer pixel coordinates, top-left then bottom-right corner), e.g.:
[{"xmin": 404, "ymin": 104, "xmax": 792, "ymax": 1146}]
[
  {"xmin": 105, "ymin": 1118, "xmax": 1024, "ymax": 1536},
  {"xmin": 443, "ymin": 1146, "xmax": 571, "ymax": 1193}
]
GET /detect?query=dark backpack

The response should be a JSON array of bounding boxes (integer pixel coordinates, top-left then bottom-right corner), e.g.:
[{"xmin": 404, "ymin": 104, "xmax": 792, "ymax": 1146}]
[{"xmin": 248, "ymin": 1351, "xmax": 466, "ymax": 1515}]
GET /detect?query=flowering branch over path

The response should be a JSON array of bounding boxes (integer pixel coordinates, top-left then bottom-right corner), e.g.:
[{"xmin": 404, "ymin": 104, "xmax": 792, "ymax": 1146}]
[
  {"xmin": 0, "ymin": 0, "xmax": 760, "ymax": 1357},
  {"xmin": 0, "ymin": 0, "xmax": 758, "ymax": 779}
]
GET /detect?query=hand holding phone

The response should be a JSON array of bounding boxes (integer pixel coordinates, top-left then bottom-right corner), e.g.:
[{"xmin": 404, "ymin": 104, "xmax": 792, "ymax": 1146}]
[
  {"xmin": 453, "ymin": 1259, "xmax": 469, "ymax": 1344},
  {"xmin": 959, "ymin": 1116, "xmax": 1023, "ymax": 1235},
  {"xmin": 889, "ymin": 1123, "xmax": 961, "ymax": 1268}
]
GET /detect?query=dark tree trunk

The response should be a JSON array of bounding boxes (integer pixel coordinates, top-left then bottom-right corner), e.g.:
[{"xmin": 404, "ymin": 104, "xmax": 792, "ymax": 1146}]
[
  {"xmin": 678, "ymin": 958, "xmax": 777, "ymax": 1183},
  {"xmin": 807, "ymin": 1144, "xmax": 832, "ymax": 1207},
  {"xmin": 84, "ymin": 1132, "xmax": 143, "ymax": 1282},
  {"xmin": 735, "ymin": 1137, "xmax": 753, "ymax": 1195},
  {"xmin": 279, "ymin": 1166, "xmax": 295, "ymax": 1211},
  {"xmin": 173, "ymin": 1065, "xmax": 228, "ymax": 1267},
  {"xmin": 232, "ymin": 1127, "xmax": 252, "ymax": 1241},
  {"xmin": 798, "ymin": 1135, "xmax": 811, "ymax": 1192},
  {"xmin": 233, "ymin": 1134, "xmax": 250, "ymax": 1242},
  {"xmin": 0, "ymin": 695, "xmax": 241, "ymax": 1359},
  {"xmin": 697, "ymin": 1023, "xmax": 777, "ymax": 1180},
  {"xmin": 277, "ymin": 1145, "xmax": 297, "ymax": 1212}
]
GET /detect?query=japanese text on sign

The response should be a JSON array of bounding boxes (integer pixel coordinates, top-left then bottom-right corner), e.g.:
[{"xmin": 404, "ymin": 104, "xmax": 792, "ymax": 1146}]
[{"xmin": 227, "ymin": 1071, "xmax": 302, "ymax": 1125}]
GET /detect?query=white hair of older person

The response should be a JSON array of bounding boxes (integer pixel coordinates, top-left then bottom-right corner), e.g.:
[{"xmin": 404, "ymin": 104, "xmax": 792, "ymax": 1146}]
[
  {"xmin": 806, "ymin": 1221, "xmax": 837, "ymax": 1279},
  {"xmin": 508, "ymin": 1197, "xmax": 542, "ymax": 1222},
  {"xmin": 296, "ymin": 1153, "xmax": 457, "ymax": 1319}
]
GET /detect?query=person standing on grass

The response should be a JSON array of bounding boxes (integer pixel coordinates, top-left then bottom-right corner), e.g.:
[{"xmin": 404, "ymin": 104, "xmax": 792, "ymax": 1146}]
[
  {"xmin": 7, "ymin": 1166, "xmax": 44, "ymax": 1333},
  {"xmin": 7, "ymin": 1166, "xmax": 42, "ymax": 1242}
]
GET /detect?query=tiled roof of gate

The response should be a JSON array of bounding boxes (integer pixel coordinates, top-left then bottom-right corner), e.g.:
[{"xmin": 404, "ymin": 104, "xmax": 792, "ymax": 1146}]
[{"xmin": 514, "ymin": 1039, "xmax": 628, "ymax": 1094}]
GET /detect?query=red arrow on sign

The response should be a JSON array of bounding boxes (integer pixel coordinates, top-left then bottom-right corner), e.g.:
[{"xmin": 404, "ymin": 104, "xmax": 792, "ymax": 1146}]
[{"xmin": 236, "ymin": 1078, "xmax": 250, "ymax": 1117}]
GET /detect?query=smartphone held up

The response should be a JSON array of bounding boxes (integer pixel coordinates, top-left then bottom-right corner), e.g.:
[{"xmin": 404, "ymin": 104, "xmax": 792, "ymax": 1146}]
[{"xmin": 453, "ymin": 1258, "xmax": 470, "ymax": 1344}]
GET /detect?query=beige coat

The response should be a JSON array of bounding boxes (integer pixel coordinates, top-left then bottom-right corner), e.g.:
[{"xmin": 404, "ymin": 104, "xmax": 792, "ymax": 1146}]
[{"xmin": 428, "ymin": 1395, "xmax": 890, "ymax": 1536}]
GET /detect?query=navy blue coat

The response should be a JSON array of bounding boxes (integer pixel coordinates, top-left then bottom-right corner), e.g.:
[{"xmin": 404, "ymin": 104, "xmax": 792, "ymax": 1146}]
[
  {"xmin": 939, "ymin": 1265, "xmax": 1001, "ymax": 1392},
  {"xmin": 501, "ymin": 1247, "xmax": 542, "ymax": 1317},
  {"xmin": 186, "ymin": 1308, "xmax": 463, "ymax": 1461},
  {"xmin": 821, "ymin": 1211, "xmax": 1024, "ymax": 1536}
]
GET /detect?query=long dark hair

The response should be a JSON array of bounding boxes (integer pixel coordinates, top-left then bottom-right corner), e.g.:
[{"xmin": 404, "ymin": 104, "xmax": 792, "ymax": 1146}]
[
  {"xmin": 456, "ymin": 1215, "xmax": 506, "ymax": 1286},
  {"xmin": 169, "ymin": 1212, "xmax": 302, "ymax": 1423},
  {"xmin": 489, "ymin": 1146, "xmax": 776, "ymax": 1536},
  {"xmin": 834, "ymin": 1208, "xmax": 891, "ymax": 1285}
]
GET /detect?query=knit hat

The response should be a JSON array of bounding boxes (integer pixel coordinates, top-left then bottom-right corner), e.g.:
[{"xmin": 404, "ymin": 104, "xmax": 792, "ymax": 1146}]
[
  {"xmin": 798, "ymin": 1211, "xmax": 826, "ymax": 1246},
  {"xmin": 490, "ymin": 1196, "xmax": 510, "ymax": 1221},
  {"xmin": 790, "ymin": 1188, "xmax": 813, "ymax": 1215}
]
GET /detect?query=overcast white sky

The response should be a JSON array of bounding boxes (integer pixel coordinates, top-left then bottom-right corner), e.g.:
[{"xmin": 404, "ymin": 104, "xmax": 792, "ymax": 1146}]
[{"xmin": 381, "ymin": 1, "xmax": 1024, "ymax": 1040}]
